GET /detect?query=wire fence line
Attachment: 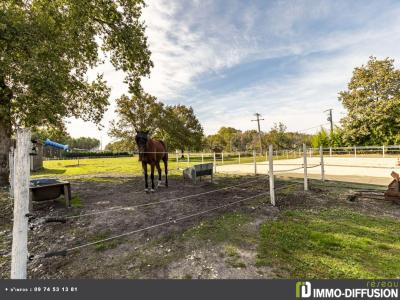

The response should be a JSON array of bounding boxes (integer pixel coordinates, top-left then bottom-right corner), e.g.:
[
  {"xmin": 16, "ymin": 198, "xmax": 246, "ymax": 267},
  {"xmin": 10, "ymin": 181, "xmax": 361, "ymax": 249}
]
[
  {"xmin": 27, "ymin": 144, "xmax": 329, "ymax": 262},
  {"xmin": 15, "ymin": 133, "xmax": 398, "ymax": 278},
  {"xmin": 43, "ymin": 143, "xmax": 400, "ymax": 164},
  {"xmin": 31, "ymin": 182, "xmax": 301, "ymax": 260},
  {"xmin": 42, "ymin": 177, "xmax": 267, "ymax": 221}
]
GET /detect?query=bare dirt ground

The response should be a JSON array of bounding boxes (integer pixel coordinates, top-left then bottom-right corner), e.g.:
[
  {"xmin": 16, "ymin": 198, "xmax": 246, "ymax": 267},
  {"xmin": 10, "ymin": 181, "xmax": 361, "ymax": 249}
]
[{"xmin": 0, "ymin": 174, "xmax": 397, "ymax": 279}]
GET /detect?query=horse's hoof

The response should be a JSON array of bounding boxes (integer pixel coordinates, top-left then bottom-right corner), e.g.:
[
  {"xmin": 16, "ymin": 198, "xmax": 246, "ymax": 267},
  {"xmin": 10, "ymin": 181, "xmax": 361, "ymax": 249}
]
[
  {"xmin": 145, "ymin": 188, "xmax": 149, "ymax": 193},
  {"xmin": 150, "ymin": 189, "xmax": 155, "ymax": 193},
  {"xmin": 158, "ymin": 181, "xmax": 164, "ymax": 187}
]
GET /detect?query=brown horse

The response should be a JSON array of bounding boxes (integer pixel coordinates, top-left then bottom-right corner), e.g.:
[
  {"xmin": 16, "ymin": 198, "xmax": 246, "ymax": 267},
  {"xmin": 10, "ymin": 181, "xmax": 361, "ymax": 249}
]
[{"xmin": 135, "ymin": 131, "xmax": 168, "ymax": 192}]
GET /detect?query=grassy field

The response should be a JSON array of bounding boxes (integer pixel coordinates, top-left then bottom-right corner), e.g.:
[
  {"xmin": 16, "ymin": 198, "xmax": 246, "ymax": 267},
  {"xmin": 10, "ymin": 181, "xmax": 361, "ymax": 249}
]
[
  {"xmin": 178, "ymin": 208, "xmax": 400, "ymax": 278},
  {"xmin": 32, "ymin": 154, "xmax": 269, "ymax": 178},
  {"xmin": 17, "ymin": 157, "xmax": 400, "ymax": 278},
  {"xmin": 256, "ymin": 209, "xmax": 400, "ymax": 278}
]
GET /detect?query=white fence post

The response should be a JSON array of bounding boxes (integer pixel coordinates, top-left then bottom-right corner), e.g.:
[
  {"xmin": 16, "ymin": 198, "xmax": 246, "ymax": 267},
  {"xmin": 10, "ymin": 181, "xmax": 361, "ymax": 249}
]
[
  {"xmin": 303, "ymin": 144, "xmax": 308, "ymax": 191},
  {"xmin": 9, "ymin": 147, "xmax": 15, "ymax": 199},
  {"xmin": 354, "ymin": 146, "xmax": 357, "ymax": 158},
  {"xmin": 201, "ymin": 153, "xmax": 204, "ymax": 163},
  {"xmin": 329, "ymin": 147, "xmax": 332, "ymax": 157},
  {"xmin": 238, "ymin": 152, "xmax": 241, "ymax": 164},
  {"xmin": 253, "ymin": 150, "xmax": 257, "ymax": 176},
  {"xmin": 175, "ymin": 150, "xmax": 179, "ymax": 170},
  {"xmin": 269, "ymin": 145, "xmax": 275, "ymax": 206},
  {"xmin": 320, "ymin": 146, "xmax": 325, "ymax": 182},
  {"xmin": 187, "ymin": 152, "xmax": 190, "ymax": 166},
  {"xmin": 11, "ymin": 128, "xmax": 31, "ymax": 279},
  {"xmin": 221, "ymin": 152, "xmax": 224, "ymax": 164},
  {"xmin": 382, "ymin": 145, "xmax": 385, "ymax": 158},
  {"xmin": 213, "ymin": 152, "xmax": 216, "ymax": 173}
]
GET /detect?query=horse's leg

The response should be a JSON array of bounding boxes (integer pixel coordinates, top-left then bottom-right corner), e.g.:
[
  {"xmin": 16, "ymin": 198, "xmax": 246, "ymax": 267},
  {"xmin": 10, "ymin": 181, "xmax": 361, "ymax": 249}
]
[
  {"xmin": 142, "ymin": 162, "xmax": 149, "ymax": 192},
  {"xmin": 163, "ymin": 155, "xmax": 168, "ymax": 187},
  {"xmin": 156, "ymin": 161, "xmax": 162, "ymax": 187},
  {"xmin": 150, "ymin": 163, "xmax": 155, "ymax": 192}
]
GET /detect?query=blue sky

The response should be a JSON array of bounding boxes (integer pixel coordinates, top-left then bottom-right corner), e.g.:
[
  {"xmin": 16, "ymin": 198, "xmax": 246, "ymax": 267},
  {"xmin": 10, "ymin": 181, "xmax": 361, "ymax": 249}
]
[{"xmin": 67, "ymin": 0, "xmax": 400, "ymax": 147}]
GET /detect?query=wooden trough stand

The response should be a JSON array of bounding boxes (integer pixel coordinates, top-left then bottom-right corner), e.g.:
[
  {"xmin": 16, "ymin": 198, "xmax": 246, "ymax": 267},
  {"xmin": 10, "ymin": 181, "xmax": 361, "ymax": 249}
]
[
  {"xmin": 29, "ymin": 178, "xmax": 72, "ymax": 210},
  {"xmin": 183, "ymin": 163, "xmax": 214, "ymax": 184},
  {"xmin": 384, "ymin": 171, "xmax": 400, "ymax": 204}
]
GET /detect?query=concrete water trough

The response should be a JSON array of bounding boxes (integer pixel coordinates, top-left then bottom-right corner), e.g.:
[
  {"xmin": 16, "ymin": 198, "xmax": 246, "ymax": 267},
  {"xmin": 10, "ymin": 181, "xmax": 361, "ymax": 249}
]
[
  {"xmin": 29, "ymin": 178, "xmax": 71, "ymax": 209},
  {"xmin": 183, "ymin": 163, "xmax": 214, "ymax": 184}
]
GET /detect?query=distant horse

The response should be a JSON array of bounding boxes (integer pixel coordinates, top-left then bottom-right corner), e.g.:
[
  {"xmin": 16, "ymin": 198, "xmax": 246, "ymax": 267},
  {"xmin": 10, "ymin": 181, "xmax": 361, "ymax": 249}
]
[{"xmin": 135, "ymin": 131, "xmax": 168, "ymax": 192}]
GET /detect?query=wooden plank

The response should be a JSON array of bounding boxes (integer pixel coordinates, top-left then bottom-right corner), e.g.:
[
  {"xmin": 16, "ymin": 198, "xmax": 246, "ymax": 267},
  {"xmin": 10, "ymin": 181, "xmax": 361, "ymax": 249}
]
[
  {"xmin": 11, "ymin": 128, "xmax": 31, "ymax": 279},
  {"xmin": 8, "ymin": 147, "xmax": 14, "ymax": 199},
  {"xmin": 303, "ymin": 143, "xmax": 308, "ymax": 191},
  {"xmin": 269, "ymin": 145, "xmax": 275, "ymax": 206}
]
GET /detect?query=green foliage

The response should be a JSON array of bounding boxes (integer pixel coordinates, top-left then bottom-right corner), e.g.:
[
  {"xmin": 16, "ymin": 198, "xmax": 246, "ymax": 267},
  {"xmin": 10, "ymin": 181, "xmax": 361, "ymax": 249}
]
[
  {"xmin": 257, "ymin": 209, "xmax": 400, "ymax": 278},
  {"xmin": 70, "ymin": 196, "xmax": 83, "ymax": 208},
  {"xmin": 109, "ymin": 91, "xmax": 204, "ymax": 151},
  {"xmin": 165, "ymin": 105, "xmax": 204, "ymax": 151},
  {"xmin": 339, "ymin": 57, "xmax": 400, "ymax": 145},
  {"xmin": 110, "ymin": 92, "xmax": 163, "ymax": 138},
  {"xmin": 105, "ymin": 139, "xmax": 136, "ymax": 152},
  {"xmin": 1, "ymin": 0, "xmax": 152, "ymax": 129},
  {"xmin": 63, "ymin": 151, "xmax": 130, "ymax": 158},
  {"xmin": 32, "ymin": 156, "xmax": 191, "ymax": 177},
  {"xmin": 204, "ymin": 123, "xmax": 312, "ymax": 152},
  {"xmin": 0, "ymin": 0, "xmax": 152, "ymax": 185},
  {"xmin": 184, "ymin": 213, "xmax": 252, "ymax": 245},
  {"xmin": 68, "ymin": 137, "xmax": 100, "ymax": 150},
  {"xmin": 205, "ymin": 127, "xmax": 241, "ymax": 152},
  {"xmin": 265, "ymin": 123, "xmax": 292, "ymax": 149},
  {"xmin": 311, "ymin": 128, "xmax": 330, "ymax": 148}
]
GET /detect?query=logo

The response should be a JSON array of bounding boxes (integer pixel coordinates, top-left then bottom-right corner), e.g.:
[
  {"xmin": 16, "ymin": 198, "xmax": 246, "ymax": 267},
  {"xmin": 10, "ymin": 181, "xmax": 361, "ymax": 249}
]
[{"xmin": 296, "ymin": 281, "xmax": 312, "ymax": 298}]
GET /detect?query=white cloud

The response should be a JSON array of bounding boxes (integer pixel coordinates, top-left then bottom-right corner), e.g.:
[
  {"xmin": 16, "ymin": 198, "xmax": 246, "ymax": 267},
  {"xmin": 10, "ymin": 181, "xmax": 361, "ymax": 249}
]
[{"xmin": 65, "ymin": 0, "xmax": 400, "ymax": 147}]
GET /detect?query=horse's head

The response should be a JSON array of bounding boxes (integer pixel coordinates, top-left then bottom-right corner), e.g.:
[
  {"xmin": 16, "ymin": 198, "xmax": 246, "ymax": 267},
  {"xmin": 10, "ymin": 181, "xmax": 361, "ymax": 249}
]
[{"xmin": 135, "ymin": 130, "xmax": 149, "ymax": 161}]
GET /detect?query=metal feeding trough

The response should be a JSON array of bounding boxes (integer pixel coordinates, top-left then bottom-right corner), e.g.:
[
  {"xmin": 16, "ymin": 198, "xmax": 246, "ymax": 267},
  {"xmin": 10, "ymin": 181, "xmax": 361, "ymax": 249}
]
[
  {"xmin": 384, "ymin": 171, "xmax": 400, "ymax": 204},
  {"xmin": 29, "ymin": 178, "xmax": 72, "ymax": 209},
  {"xmin": 183, "ymin": 163, "xmax": 214, "ymax": 184}
]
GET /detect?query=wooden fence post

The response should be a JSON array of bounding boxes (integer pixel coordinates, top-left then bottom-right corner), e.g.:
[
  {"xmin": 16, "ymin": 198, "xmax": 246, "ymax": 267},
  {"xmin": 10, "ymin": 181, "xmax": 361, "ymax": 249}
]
[
  {"xmin": 253, "ymin": 150, "xmax": 257, "ymax": 176},
  {"xmin": 9, "ymin": 147, "xmax": 15, "ymax": 199},
  {"xmin": 213, "ymin": 152, "xmax": 216, "ymax": 173},
  {"xmin": 320, "ymin": 146, "xmax": 325, "ymax": 182},
  {"xmin": 303, "ymin": 144, "xmax": 308, "ymax": 191},
  {"xmin": 269, "ymin": 145, "xmax": 275, "ymax": 206},
  {"xmin": 11, "ymin": 128, "xmax": 31, "ymax": 279},
  {"xmin": 175, "ymin": 150, "xmax": 179, "ymax": 170}
]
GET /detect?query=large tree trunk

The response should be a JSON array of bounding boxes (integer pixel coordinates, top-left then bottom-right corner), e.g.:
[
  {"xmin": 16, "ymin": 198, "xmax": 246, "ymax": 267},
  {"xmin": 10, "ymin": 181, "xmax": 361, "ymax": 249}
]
[
  {"xmin": 0, "ymin": 78, "xmax": 12, "ymax": 187},
  {"xmin": 0, "ymin": 123, "xmax": 11, "ymax": 186}
]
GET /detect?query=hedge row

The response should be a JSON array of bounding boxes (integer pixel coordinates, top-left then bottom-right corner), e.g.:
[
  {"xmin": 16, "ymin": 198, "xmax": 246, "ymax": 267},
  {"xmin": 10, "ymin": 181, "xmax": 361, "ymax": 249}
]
[{"xmin": 63, "ymin": 151, "xmax": 131, "ymax": 158}]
